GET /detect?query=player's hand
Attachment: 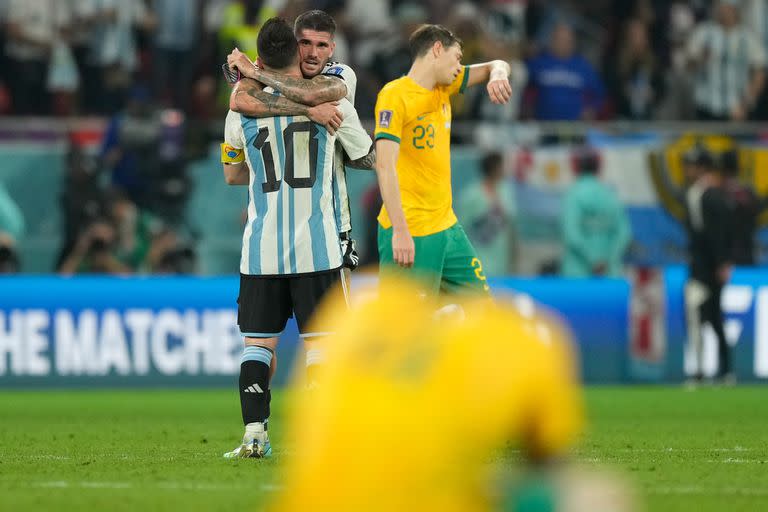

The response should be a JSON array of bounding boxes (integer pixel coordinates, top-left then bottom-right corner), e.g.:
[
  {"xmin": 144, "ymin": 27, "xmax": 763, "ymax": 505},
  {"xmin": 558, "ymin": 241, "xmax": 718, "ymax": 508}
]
[
  {"xmin": 308, "ymin": 101, "xmax": 343, "ymax": 135},
  {"xmin": 392, "ymin": 227, "xmax": 415, "ymax": 268},
  {"xmin": 339, "ymin": 231, "xmax": 359, "ymax": 270},
  {"xmin": 487, "ymin": 77, "xmax": 512, "ymax": 104},
  {"xmin": 227, "ymin": 48, "xmax": 256, "ymax": 79}
]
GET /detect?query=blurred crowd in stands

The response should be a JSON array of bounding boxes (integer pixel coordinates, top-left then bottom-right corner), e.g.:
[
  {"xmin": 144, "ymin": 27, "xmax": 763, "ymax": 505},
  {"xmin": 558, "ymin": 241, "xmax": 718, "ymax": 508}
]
[
  {"xmin": 1, "ymin": 0, "xmax": 767, "ymax": 122},
  {"xmin": 0, "ymin": 0, "xmax": 766, "ymax": 276}
]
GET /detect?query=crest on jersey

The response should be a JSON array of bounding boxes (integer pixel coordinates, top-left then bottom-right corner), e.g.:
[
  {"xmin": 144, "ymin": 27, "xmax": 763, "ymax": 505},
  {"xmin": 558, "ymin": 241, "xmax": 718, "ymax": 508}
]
[
  {"xmin": 379, "ymin": 110, "xmax": 393, "ymax": 128},
  {"xmin": 325, "ymin": 66, "xmax": 344, "ymax": 76}
]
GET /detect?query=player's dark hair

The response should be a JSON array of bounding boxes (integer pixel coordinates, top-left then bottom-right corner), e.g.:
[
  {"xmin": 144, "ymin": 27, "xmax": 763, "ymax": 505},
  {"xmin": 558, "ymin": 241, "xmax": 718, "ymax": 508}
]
[
  {"xmin": 257, "ymin": 18, "xmax": 299, "ymax": 70},
  {"xmin": 481, "ymin": 152, "xmax": 503, "ymax": 179},
  {"xmin": 294, "ymin": 10, "xmax": 336, "ymax": 37},
  {"xmin": 409, "ymin": 24, "xmax": 462, "ymax": 59}
]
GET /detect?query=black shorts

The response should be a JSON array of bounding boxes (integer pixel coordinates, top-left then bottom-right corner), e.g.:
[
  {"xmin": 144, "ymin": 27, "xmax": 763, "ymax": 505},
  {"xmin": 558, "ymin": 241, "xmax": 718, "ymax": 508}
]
[{"xmin": 237, "ymin": 269, "xmax": 346, "ymax": 339}]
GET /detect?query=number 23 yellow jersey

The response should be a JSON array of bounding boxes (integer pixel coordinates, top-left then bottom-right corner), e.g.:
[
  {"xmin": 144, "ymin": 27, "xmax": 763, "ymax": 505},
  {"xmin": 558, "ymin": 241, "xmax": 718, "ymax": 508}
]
[{"xmin": 375, "ymin": 67, "xmax": 469, "ymax": 237}]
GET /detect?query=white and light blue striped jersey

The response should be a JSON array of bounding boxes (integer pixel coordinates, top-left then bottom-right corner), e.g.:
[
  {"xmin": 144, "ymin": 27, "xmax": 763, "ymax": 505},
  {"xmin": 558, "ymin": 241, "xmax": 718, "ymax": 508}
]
[
  {"xmin": 322, "ymin": 61, "xmax": 359, "ymax": 234},
  {"xmin": 225, "ymin": 96, "xmax": 371, "ymax": 276},
  {"xmin": 686, "ymin": 22, "xmax": 767, "ymax": 116}
]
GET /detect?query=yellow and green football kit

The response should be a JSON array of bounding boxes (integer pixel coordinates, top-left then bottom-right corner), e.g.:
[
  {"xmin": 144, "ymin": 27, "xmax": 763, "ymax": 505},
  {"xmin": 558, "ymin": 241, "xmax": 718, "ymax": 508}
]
[
  {"xmin": 374, "ymin": 68, "xmax": 489, "ymax": 294},
  {"xmin": 269, "ymin": 282, "xmax": 583, "ymax": 512}
]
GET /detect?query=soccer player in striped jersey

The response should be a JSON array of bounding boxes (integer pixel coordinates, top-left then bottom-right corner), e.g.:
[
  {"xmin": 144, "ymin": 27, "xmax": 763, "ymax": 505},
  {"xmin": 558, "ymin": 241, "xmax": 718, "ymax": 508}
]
[
  {"xmin": 220, "ymin": 17, "xmax": 372, "ymax": 459},
  {"xmin": 226, "ymin": 10, "xmax": 370, "ymax": 275}
]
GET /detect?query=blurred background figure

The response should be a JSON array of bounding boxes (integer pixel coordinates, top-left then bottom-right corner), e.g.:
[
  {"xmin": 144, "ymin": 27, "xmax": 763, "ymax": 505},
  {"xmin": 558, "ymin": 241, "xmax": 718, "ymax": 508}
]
[
  {"xmin": 3, "ymin": 0, "xmax": 70, "ymax": 115},
  {"xmin": 85, "ymin": 0, "xmax": 155, "ymax": 114},
  {"xmin": 56, "ymin": 139, "xmax": 103, "ymax": 270},
  {"xmin": 524, "ymin": 22, "xmax": 605, "ymax": 121},
  {"xmin": 561, "ymin": 148, "xmax": 631, "ymax": 278},
  {"xmin": 719, "ymin": 148, "xmax": 765, "ymax": 266},
  {"xmin": 683, "ymin": 148, "xmax": 733, "ymax": 384},
  {"xmin": 152, "ymin": 0, "xmax": 203, "ymax": 110},
  {"xmin": 686, "ymin": 0, "xmax": 766, "ymax": 121},
  {"xmin": 0, "ymin": 176, "xmax": 24, "ymax": 273},
  {"xmin": 457, "ymin": 152, "xmax": 518, "ymax": 277},
  {"xmin": 605, "ymin": 18, "xmax": 664, "ymax": 120}
]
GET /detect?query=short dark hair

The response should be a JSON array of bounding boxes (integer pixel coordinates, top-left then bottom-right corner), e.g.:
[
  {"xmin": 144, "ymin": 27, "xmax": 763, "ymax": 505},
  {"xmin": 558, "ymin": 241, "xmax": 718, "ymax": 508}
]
[
  {"xmin": 481, "ymin": 152, "xmax": 503, "ymax": 178},
  {"xmin": 294, "ymin": 10, "xmax": 336, "ymax": 37},
  {"xmin": 409, "ymin": 24, "xmax": 462, "ymax": 59},
  {"xmin": 257, "ymin": 18, "xmax": 299, "ymax": 70}
]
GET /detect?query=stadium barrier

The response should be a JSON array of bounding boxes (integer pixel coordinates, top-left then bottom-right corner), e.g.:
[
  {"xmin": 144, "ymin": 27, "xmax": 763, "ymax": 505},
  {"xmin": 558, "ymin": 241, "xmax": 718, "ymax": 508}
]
[{"xmin": 2, "ymin": 271, "xmax": 766, "ymax": 387}]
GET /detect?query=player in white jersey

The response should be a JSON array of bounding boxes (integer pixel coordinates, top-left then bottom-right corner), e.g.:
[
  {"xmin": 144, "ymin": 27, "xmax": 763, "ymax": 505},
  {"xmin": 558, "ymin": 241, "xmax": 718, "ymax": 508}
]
[
  {"xmin": 226, "ymin": 10, "xmax": 370, "ymax": 273},
  {"xmin": 220, "ymin": 18, "xmax": 372, "ymax": 459}
]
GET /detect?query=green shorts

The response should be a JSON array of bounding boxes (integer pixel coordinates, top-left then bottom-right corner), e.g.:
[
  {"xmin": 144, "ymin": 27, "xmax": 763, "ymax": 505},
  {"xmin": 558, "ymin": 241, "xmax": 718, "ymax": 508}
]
[{"xmin": 378, "ymin": 223, "xmax": 490, "ymax": 295}]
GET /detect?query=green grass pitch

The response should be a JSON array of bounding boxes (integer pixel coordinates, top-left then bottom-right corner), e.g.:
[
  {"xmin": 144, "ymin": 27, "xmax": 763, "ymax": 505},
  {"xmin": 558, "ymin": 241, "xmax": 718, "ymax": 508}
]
[{"xmin": 1, "ymin": 386, "xmax": 766, "ymax": 511}]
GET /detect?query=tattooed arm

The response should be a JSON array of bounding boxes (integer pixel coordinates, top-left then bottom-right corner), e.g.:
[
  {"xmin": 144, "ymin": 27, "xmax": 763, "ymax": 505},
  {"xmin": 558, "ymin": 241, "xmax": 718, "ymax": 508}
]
[
  {"xmin": 231, "ymin": 79, "xmax": 344, "ymax": 133},
  {"xmin": 236, "ymin": 66, "xmax": 347, "ymax": 106},
  {"xmin": 345, "ymin": 146, "xmax": 376, "ymax": 170}
]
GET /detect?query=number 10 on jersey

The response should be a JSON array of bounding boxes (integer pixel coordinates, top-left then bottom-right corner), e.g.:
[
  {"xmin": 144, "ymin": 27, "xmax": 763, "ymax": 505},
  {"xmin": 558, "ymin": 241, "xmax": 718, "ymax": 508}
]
[{"xmin": 252, "ymin": 121, "xmax": 320, "ymax": 193}]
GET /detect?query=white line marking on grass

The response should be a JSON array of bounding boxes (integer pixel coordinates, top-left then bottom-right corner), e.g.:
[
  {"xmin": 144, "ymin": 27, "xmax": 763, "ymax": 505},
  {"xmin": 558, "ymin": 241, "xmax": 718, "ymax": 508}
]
[
  {"xmin": 706, "ymin": 458, "xmax": 766, "ymax": 464},
  {"xmin": 32, "ymin": 481, "xmax": 284, "ymax": 492},
  {"xmin": 650, "ymin": 486, "xmax": 768, "ymax": 496},
  {"xmin": 580, "ymin": 447, "xmax": 752, "ymax": 453}
]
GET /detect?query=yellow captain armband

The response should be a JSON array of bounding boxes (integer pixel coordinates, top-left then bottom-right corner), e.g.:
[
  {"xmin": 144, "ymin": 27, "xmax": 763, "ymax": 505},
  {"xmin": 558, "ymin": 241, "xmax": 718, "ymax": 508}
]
[{"xmin": 221, "ymin": 143, "xmax": 245, "ymax": 164}]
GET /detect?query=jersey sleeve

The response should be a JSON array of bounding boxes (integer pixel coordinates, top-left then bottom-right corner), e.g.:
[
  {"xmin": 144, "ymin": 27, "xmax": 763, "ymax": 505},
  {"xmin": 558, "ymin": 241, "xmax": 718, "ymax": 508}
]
[
  {"xmin": 374, "ymin": 86, "xmax": 406, "ymax": 144},
  {"xmin": 445, "ymin": 65, "xmax": 470, "ymax": 96},
  {"xmin": 322, "ymin": 62, "xmax": 357, "ymax": 104},
  {"xmin": 336, "ymin": 99, "xmax": 372, "ymax": 161},
  {"xmin": 222, "ymin": 110, "xmax": 245, "ymax": 164}
]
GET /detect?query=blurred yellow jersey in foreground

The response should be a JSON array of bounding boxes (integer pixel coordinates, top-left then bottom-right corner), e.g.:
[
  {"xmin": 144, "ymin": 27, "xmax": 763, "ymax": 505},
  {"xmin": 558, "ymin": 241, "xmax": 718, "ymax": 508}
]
[{"xmin": 270, "ymin": 282, "xmax": 583, "ymax": 512}]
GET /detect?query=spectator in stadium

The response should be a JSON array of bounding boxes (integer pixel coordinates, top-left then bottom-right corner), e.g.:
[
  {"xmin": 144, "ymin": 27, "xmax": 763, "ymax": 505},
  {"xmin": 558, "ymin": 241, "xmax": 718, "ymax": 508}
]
[
  {"xmin": 85, "ymin": 0, "xmax": 155, "ymax": 114},
  {"xmin": 606, "ymin": 18, "xmax": 665, "ymax": 120},
  {"xmin": 683, "ymin": 149, "xmax": 733, "ymax": 384},
  {"xmin": 686, "ymin": 0, "xmax": 766, "ymax": 121},
  {"xmin": 743, "ymin": 0, "xmax": 768, "ymax": 119},
  {"xmin": 720, "ymin": 149, "xmax": 766, "ymax": 265},
  {"xmin": 457, "ymin": 152, "xmax": 518, "ymax": 277},
  {"xmin": 560, "ymin": 148, "xmax": 630, "ymax": 278},
  {"xmin": 3, "ymin": 0, "xmax": 70, "ymax": 115},
  {"xmin": 524, "ymin": 21, "xmax": 606, "ymax": 121},
  {"xmin": 152, "ymin": 0, "xmax": 203, "ymax": 110}
]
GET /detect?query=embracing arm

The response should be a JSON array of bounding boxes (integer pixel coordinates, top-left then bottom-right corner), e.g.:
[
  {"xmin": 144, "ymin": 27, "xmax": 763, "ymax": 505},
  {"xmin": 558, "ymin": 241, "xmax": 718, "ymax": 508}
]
[
  {"xmin": 231, "ymin": 78, "xmax": 312, "ymax": 117},
  {"xmin": 230, "ymin": 79, "xmax": 344, "ymax": 133},
  {"xmin": 241, "ymin": 67, "xmax": 347, "ymax": 106},
  {"xmin": 346, "ymin": 146, "xmax": 376, "ymax": 170}
]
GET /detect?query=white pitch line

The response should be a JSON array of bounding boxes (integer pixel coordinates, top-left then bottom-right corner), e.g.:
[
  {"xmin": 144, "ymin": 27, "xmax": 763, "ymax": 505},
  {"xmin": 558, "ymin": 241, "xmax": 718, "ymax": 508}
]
[
  {"xmin": 32, "ymin": 481, "xmax": 284, "ymax": 492},
  {"xmin": 578, "ymin": 447, "xmax": 753, "ymax": 453},
  {"xmin": 650, "ymin": 486, "xmax": 768, "ymax": 496}
]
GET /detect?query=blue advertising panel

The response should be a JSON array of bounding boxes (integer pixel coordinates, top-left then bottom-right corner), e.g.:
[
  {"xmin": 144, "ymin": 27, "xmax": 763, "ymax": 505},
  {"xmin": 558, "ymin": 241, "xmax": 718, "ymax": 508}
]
[
  {"xmin": 663, "ymin": 266, "xmax": 768, "ymax": 382},
  {"xmin": 5, "ymin": 271, "xmax": 766, "ymax": 387}
]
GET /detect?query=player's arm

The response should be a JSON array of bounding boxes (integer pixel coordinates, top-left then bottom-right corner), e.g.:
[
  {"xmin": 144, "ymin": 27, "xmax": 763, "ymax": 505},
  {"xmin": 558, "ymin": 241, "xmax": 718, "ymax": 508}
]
[
  {"xmin": 230, "ymin": 79, "xmax": 344, "ymax": 134},
  {"xmin": 463, "ymin": 60, "xmax": 513, "ymax": 104},
  {"xmin": 376, "ymin": 139, "xmax": 413, "ymax": 267},
  {"xmin": 334, "ymin": 98, "xmax": 376, "ymax": 170},
  {"xmin": 222, "ymin": 161, "xmax": 250, "ymax": 185},
  {"xmin": 345, "ymin": 147, "xmax": 376, "ymax": 170},
  {"xmin": 221, "ymin": 111, "xmax": 249, "ymax": 185},
  {"xmin": 229, "ymin": 49, "xmax": 346, "ymax": 106}
]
